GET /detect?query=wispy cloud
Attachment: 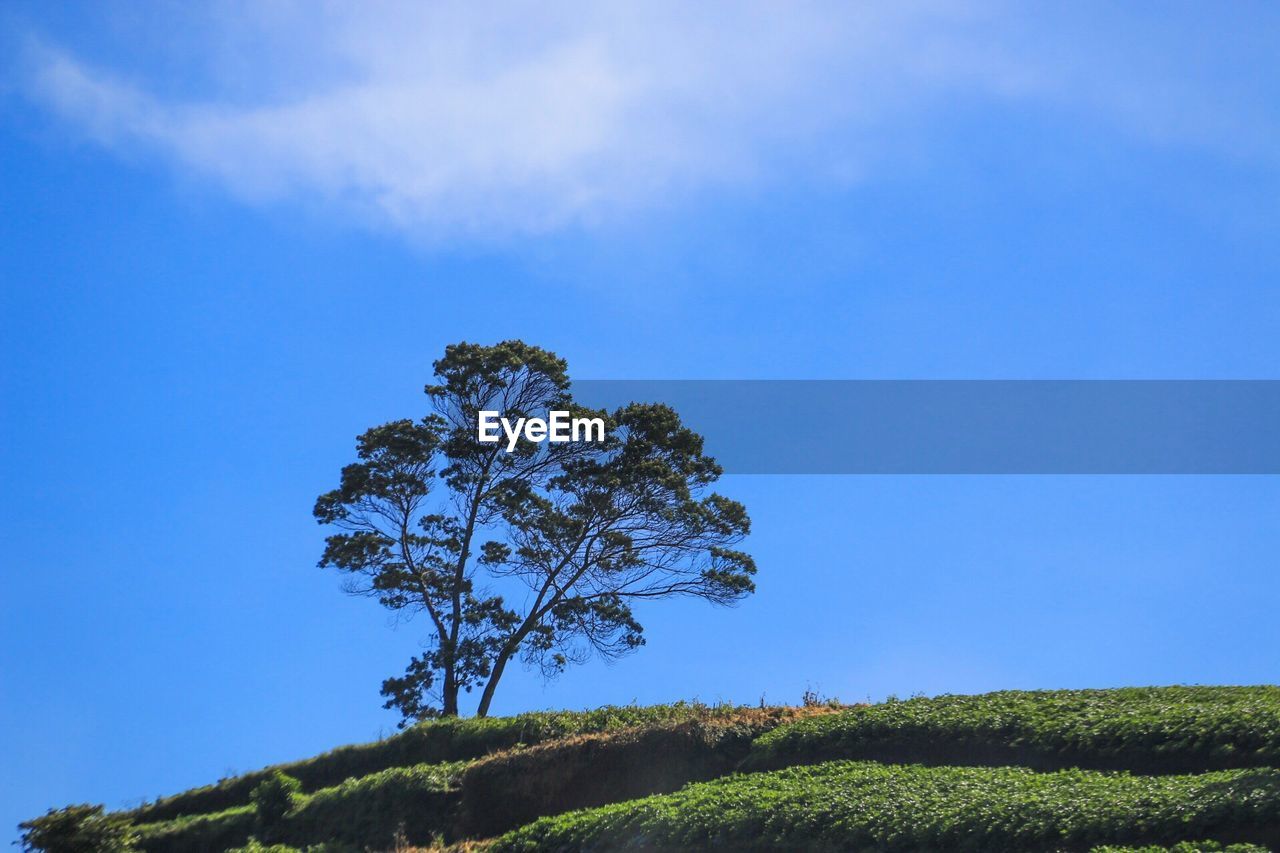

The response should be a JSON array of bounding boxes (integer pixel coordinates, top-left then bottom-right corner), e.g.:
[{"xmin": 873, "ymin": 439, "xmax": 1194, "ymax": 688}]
[{"xmin": 15, "ymin": 1, "xmax": 1280, "ymax": 240}]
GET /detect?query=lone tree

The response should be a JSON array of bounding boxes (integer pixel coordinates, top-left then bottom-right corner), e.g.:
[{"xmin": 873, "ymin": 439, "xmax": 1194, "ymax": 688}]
[{"xmin": 315, "ymin": 341, "xmax": 756, "ymax": 721}]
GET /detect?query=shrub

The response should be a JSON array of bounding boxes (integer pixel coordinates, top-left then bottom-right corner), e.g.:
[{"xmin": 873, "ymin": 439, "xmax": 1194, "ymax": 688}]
[
  {"xmin": 493, "ymin": 761, "xmax": 1280, "ymax": 852},
  {"xmin": 250, "ymin": 773, "xmax": 302, "ymax": 830},
  {"xmin": 18, "ymin": 804, "xmax": 138, "ymax": 853},
  {"xmin": 747, "ymin": 687, "xmax": 1280, "ymax": 775}
]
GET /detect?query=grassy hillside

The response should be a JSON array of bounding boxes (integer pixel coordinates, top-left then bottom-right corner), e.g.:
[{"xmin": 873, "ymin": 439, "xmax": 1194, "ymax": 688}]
[
  {"xmin": 20, "ymin": 688, "xmax": 1280, "ymax": 852},
  {"xmin": 130, "ymin": 703, "xmax": 765, "ymax": 824},
  {"xmin": 495, "ymin": 763, "xmax": 1280, "ymax": 852},
  {"xmin": 747, "ymin": 686, "xmax": 1280, "ymax": 774}
]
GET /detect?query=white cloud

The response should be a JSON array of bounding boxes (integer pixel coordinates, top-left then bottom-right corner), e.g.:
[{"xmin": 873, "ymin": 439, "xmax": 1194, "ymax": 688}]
[{"xmin": 16, "ymin": 1, "xmax": 1280, "ymax": 240}]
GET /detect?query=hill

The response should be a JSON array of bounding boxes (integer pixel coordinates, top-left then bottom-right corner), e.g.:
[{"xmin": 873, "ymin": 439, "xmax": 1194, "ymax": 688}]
[{"xmin": 19, "ymin": 687, "xmax": 1280, "ymax": 852}]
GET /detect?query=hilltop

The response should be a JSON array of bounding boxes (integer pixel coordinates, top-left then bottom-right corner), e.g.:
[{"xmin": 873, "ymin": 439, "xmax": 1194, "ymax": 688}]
[{"xmin": 20, "ymin": 687, "xmax": 1280, "ymax": 852}]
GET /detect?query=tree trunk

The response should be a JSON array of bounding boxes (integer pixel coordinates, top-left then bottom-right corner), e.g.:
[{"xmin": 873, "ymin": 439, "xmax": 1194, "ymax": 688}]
[
  {"xmin": 444, "ymin": 469, "xmax": 490, "ymax": 718},
  {"xmin": 475, "ymin": 647, "xmax": 514, "ymax": 717},
  {"xmin": 442, "ymin": 669, "xmax": 459, "ymax": 717}
]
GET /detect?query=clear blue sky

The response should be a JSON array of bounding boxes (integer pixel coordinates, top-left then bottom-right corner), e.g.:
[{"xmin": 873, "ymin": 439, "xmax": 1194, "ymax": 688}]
[{"xmin": 3, "ymin": 0, "xmax": 1280, "ymax": 837}]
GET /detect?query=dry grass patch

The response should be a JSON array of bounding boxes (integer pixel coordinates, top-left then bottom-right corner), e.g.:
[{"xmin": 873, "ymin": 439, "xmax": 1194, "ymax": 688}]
[{"xmin": 454, "ymin": 705, "xmax": 840, "ymax": 839}]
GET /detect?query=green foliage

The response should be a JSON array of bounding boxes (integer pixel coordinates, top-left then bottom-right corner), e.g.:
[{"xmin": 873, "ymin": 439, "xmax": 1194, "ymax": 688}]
[
  {"xmin": 68, "ymin": 688, "xmax": 1280, "ymax": 852},
  {"xmin": 280, "ymin": 762, "xmax": 459, "ymax": 849},
  {"xmin": 250, "ymin": 772, "xmax": 302, "ymax": 830},
  {"xmin": 136, "ymin": 763, "xmax": 465, "ymax": 852},
  {"xmin": 18, "ymin": 804, "xmax": 138, "ymax": 853},
  {"xmin": 493, "ymin": 761, "xmax": 1280, "ymax": 852},
  {"xmin": 129, "ymin": 702, "xmax": 747, "ymax": 822},
  {"xmin": 134, "ymin": 807, "xmax": 255, "ymax": 853},
  {"xmin": 454, "ymin": 707, "xmax": 813, "ymax": 839},
  {"xmin": 224, "ymin": 842, "xmax": 356, "ymax": 853},
  {"xmin": 748, "ymin": 686, "xmax": 1280, "ymax": 774},
  {"xmin": 1091, "ymin": 844, "xmax": 1269, "ymax": 852}
]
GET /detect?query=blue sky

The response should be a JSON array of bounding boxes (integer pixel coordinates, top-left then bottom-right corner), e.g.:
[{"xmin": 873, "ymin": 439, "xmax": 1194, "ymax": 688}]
[{"xmin": 3, "ymin": 0, "xmax": 1280, "ymax": 837}]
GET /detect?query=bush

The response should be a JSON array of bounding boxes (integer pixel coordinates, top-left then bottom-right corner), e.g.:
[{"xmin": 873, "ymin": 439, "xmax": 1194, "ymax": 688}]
[
  {"xmin": 747, "ymin": 687, "xmax": 1280, "ymax": 775},
  {"xmin": 18, "ymin": 804, "xmax": 137, "ymax": 853},
  {"xmin": 493, "ymin": 761, "xmax": 1280, "ymax": 852},
  {"xmin": 129, "ymin": 702, "xmax": 779, "ymax": 823},
  {"xmin": 250, "ymin": 772, "xmax": 302, "ymax": 830}
]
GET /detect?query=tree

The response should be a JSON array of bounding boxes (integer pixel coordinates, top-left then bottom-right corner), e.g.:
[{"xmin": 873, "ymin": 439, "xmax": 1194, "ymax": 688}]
[{"xmin": 315, "ymin": 341, "xmax": 756, "ymax": 721}]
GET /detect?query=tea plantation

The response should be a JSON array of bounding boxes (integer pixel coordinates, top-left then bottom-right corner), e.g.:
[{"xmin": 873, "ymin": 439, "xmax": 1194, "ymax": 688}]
[{"xmin": 20, "ymin": 687, "xmax": 1280, "ymax": 852}]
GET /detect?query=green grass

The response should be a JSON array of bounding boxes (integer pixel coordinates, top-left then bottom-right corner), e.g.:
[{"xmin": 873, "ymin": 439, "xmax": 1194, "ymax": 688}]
[
  {"xmin": 747, "ymin": 687, "xmax": 1280, "ymax": 775},
  {"xmin": 28, "ymin": 688, "xmax": 1280, "ymax": 852},
  {"xmin": 136, "ymin": 761, "xmax": 466, "ymax": 853},
  {"xmin": 131, "ymin": 701, "xmax": 755, "ymax": 823},
  {"xmin": 493, "ymin": 761, "xmax": 1280, "ymax": 852},
  {"xmin": 134, "ymin": 806, "xmax": 256, "ymax": 853}
]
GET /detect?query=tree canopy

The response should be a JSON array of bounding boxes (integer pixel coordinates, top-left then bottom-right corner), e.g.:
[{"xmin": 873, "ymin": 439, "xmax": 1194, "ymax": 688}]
[{"xmin": 315, "ymin": 340, "xmax": 756, "ymax": 720}]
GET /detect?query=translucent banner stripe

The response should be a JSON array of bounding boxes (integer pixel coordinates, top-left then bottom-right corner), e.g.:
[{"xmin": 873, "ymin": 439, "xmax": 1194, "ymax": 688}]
[{"xmin": 572, "ymin": 380, "xmax": 1280, "ymax": 474}]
